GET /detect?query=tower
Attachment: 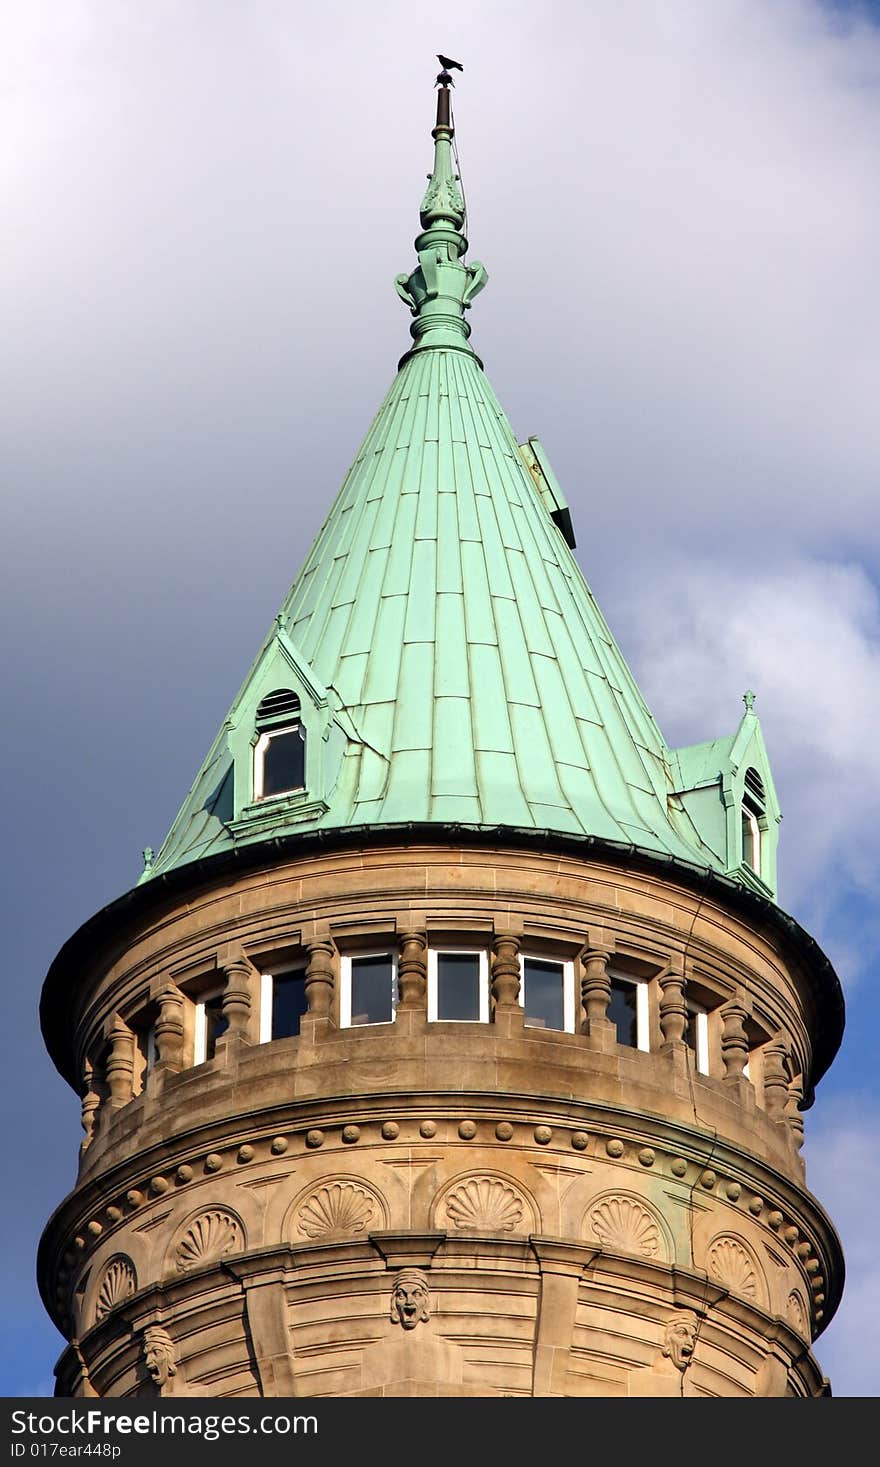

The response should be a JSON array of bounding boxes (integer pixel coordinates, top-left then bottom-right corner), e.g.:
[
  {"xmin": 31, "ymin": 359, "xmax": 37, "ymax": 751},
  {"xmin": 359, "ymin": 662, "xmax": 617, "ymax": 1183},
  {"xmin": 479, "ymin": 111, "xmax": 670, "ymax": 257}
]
[{"xmin": 39, "ymin": 69, "xmax": 843, "ymax": 1398}]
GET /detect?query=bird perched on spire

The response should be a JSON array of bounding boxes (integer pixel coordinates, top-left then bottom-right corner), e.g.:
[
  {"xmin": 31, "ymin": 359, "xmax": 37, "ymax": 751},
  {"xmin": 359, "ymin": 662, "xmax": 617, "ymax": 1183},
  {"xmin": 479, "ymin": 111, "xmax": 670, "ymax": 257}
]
[{"xmin": 436, "ymin": 54, "xmax": 463, "ymax": 86}]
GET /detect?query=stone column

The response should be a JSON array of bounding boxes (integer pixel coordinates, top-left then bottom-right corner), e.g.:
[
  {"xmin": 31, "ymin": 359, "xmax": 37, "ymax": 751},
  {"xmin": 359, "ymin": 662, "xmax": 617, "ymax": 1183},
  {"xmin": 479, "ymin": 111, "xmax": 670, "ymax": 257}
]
[
  {"xmin": 763, "ymin": 1035, "xmax": 790, "ymax": 1123},
  {"xmin": 491, "ymin": 931, "xmax": 523, "ymax": 1037},
  {"xmin": 220, "ymin": 946, "xmax": 256, "ymax": 1043},
  {"xmin": 79, "ymin": 1060, "xmax": 100, "ymax": 1157},
  {"xmin": 580, "ymin": 947, "xmax": 615, "ymax": 1051},
  {"xmin": 786, "ymin": 1072, "xmax": 806, "ymax": 1160},
  {"xmin": 658, "ymin": 962, "xmax": 689, "ymax": 1085},
  {"xmin": 721, "ymin": 998, "xmax": 749, "ymax": 1082},
  {"xmin": 720, "ymin": 995, "xmax": 753, "ymax": 1104},
  {"xmin": 397, "ymin": 931, "xmax": 427, "ymax": 1009},
  {"xmin": 491, "ymin": 932, "xmax": 521, "ymax": 1009},
  {"xmin": 154, "ymin": 983, "xmax": 185, "ymax": 1073},
  {"xmin": 304, "ymin": 937, "xmax": 335, "ymax": 1019},
  {"xmin": 659, "ymin": 963, "xmax": 688, "ymax": 1043},
  {"xmin": 104, "ymin": 1016, "xmax": 135, "ymax": 1110}
]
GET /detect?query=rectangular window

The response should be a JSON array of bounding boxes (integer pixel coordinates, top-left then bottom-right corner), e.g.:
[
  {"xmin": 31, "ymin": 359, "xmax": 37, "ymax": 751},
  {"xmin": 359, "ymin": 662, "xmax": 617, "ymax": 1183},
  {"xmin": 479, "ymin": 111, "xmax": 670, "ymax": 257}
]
[
  {"xmin": 427, "ymin": 950, "xmax": 488, "ymax": 1022},
  {"xmin": 607, "ymin": 974, "xmax": 650, "ymax": 1051},
  {"xmin": 519, "ymin": 956, "xmax": 575, "ymax": 1033},
  {"xmin": 685, "ymin": 1004, "xmax": 710, "ymax": 1074},
  {"xmin": 254, "ymin": 725, "xmax": 305, "ymax": 801},
  {"xmin": 259, "ymin": 969, "xmax": 309, "ymax": 1042},
  {"xmin": 340, "ymin": 953, "xmax": 396, "ymax": 1027},
  {"xmin": 194, "ymin": 992, "xmax": 228, "ymax": 1064}
]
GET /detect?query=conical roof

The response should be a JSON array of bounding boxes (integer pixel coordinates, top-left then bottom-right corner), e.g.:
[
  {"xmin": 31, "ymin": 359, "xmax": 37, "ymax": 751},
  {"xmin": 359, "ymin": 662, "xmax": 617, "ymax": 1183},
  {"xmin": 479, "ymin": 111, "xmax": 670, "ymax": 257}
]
[{"xmin": 146, "ymin": 76, "xmax": 772, "ymax": 893}]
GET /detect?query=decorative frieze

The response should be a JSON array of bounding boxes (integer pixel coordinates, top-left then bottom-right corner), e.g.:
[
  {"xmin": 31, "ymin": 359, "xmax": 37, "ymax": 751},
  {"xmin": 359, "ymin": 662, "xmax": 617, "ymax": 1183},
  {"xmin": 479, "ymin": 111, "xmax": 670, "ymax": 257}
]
[
  {"xmin": 94, "ymin": 1255, "xmax": 136, "ymax": 1322},
  {"xmin": 707, "ymin": 1236, "xmax": 764, "ymax": 1304},
  {"xmin": 293, "ymin": 1181, "xmax": 379, "ymax": 1240},
  {"xmin": 436, "ymin": 1175, "xmax": 530, "ymax": 1234},
  {"xmin": 173, "ymin": 1209, "xmax": 244, "ymax": 1273},
  {"xmin": 588, "ymin": 1195, "xmax": 664, "ymax": 1260}
]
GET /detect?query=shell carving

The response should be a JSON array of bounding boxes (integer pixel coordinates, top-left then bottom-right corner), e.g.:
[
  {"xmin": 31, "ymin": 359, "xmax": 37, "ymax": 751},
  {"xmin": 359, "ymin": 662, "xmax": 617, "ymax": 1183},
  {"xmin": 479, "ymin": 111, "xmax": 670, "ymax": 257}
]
[
  {"xmin": 295, "ymin": 1183, "xmax": 377, "ymax": 1240},
  {"xmin": 588, "ymin": 1197, "xmax": 662, "ymax": 1258},
  {"xmin": 440, "ymin": 1177, "xmax": 527, "ymax": 1233},
  {"xmin": 95, "ymin": 1256, "xmax": 136, "ymax": 1321},
  {"xmin": 787, "ymin": 1290, "xmax": 809, "ymax": 1339},
  {"xmin": 707, "ymin": 1238, "xmax": 759, "ymax": 1300},
  {"xmin": 175, "ymin": 1210, "xmax": 243, "ymax": 1273}
]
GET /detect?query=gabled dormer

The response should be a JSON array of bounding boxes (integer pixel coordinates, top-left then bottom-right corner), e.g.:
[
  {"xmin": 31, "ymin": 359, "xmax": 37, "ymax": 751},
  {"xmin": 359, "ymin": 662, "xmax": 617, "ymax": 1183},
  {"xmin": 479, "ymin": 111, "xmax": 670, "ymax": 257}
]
[
  {"xmin": 225, "ymin": 621, "xmax": 344, "ymax": 838},
  {"xmin": 669, "ymin": 693, "xmax": 781, "ymax": 900},
  {"xmin": 142, "ymin": 623, "xmax": 353, "ymax": 881}
]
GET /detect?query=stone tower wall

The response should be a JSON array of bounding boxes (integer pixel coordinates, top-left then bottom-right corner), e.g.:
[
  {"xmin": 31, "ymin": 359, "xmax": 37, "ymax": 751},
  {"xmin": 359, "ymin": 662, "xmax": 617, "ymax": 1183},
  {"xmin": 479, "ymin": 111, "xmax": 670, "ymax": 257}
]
[{"xmin": 40, "ymin": 841, "xmax": 840, "ymax": 1397}]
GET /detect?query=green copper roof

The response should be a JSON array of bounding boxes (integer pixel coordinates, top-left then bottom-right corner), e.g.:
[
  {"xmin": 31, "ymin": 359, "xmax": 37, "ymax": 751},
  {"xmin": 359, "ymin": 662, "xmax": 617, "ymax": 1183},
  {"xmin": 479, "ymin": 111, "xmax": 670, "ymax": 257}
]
[{"xmin": 145, "ymin": 77, "xmax": 780, "ymax": 899}]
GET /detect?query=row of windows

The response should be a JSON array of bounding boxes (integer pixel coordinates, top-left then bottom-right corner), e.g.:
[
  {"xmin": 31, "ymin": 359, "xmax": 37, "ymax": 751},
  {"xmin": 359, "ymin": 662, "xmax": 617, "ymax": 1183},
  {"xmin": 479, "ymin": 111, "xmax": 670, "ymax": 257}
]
[{"xmin": 188, "ymin": 951, "xmax": 710, "ymax": 1075}]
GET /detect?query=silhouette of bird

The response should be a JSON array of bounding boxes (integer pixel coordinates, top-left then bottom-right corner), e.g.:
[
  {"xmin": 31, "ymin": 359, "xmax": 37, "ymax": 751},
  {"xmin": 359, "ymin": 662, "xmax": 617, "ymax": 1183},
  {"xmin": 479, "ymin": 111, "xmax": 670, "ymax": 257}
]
[{"xmin": 437, "ymin": 55, "xmax": 463, "ymax": 72}]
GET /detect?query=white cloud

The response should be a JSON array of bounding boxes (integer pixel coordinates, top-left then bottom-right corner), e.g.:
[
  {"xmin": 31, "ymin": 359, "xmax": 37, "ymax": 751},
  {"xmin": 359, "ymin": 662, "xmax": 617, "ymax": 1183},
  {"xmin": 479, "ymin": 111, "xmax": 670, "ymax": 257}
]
[
  {"xmin": 610, "ymin": 553, "xmax": 880, "ymax": 985},
  {"xmin": 3, "ymin": 0, "xmax": 880, "ymax": 578}
]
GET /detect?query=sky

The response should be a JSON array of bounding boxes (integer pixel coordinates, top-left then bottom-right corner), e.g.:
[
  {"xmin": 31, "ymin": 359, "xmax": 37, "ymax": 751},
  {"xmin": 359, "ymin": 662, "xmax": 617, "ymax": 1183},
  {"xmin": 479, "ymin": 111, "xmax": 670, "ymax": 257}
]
[{"xmin": 2, "ymin": 0, "xmax": 878, "ymax": 1396}]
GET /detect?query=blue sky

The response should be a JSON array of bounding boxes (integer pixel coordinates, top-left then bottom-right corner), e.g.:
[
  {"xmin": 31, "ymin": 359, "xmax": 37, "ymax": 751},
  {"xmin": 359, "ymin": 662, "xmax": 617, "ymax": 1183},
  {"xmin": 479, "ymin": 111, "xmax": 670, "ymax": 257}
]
[{"xmin": 2, "ymin": 0, "xmax": 879, "ymax": 1396}]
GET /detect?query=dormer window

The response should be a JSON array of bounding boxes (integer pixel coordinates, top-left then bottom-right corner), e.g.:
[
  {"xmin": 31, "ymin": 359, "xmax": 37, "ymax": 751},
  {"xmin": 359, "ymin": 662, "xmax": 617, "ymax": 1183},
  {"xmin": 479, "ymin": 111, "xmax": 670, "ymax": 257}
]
[
  {"xmin": 741, "ymin": 803, "xmax": 761, "ymax": 872},
  {"xmin": 741, "ymin": 767, "xmax": 765, "ymax": 874},
  {"xmin": 253, "ymin": 688, "xmax": 305, "ymax": 800}
]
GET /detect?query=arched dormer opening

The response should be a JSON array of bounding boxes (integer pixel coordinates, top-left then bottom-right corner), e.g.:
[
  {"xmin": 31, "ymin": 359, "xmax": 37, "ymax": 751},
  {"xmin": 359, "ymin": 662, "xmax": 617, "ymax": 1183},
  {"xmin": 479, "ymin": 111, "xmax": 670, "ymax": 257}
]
[{"xmin": 253, "ymin": 689, "xmax": 305, "ymax": 801}]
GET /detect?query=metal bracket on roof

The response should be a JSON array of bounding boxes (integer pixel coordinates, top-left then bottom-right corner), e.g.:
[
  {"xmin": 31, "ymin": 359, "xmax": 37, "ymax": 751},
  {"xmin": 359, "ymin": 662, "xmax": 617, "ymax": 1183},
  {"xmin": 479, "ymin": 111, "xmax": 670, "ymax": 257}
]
[{"xmin": 517, "ymin": 437, "xmax": 576, "ymax": 549}]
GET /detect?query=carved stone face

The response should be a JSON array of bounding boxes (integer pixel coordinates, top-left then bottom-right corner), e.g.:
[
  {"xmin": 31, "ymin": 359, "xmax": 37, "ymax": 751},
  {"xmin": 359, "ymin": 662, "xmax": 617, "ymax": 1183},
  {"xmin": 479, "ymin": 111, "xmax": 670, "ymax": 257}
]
[
  {"xmin": 143, "ymin": 1328, "xmax": 176, "ymax": 1387},
  {"xmin": 662, "ymin": 1316, "xmax": 698, "ymax": 1371},
  {"xmin": 391, "ymin": 1273, "xmax": 430, "ymax": 1331}
]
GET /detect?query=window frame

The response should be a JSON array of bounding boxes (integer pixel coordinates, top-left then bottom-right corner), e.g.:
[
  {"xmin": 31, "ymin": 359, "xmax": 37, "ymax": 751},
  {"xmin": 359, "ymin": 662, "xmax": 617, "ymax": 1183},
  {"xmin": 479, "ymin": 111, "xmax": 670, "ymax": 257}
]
[
  {"xmin": 339, "ymin": 951, "xmax": 398, "ymax": 1029},
  {"xmin": 193, "ymin": 988, "xmax": 227, "ymax": 1065},
  {"xmin": 686, "ymin": 1002, "xmax": 710, "ymax": 1075},
  {"xmin": 259, "ymin": 966, "xmax": 309, "ymax": 1043},
  {"xmin": 253, "ymin": 723, "xmax": 306, "ymax": 802},
  {"xmin": 607, "ymin": 970, "xmax": 651, "ymax": 1052},
  {"xmin": 518, "ymin": 953, "xmax": 577, "ymax": 1034},
  {"xmin": 427, "ymin": 947, "xmax": 489, "ymax": 1023},
  {"xmin": 741, "ymin": 799, "xmax": 762, "ymax": 874}
]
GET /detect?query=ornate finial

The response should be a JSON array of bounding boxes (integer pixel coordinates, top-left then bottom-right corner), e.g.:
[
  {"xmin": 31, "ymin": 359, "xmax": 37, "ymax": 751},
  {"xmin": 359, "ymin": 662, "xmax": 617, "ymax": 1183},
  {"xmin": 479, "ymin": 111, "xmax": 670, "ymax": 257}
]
[
  {"xmin": 141, "ymin": 846, "xmax": 154, "ymax": 874},
  {"xmin": 394, "ymin": 60, "xmax": 488, "ymax": 361},
  {"xmin": 743, "ymin": 690, "xmax": 756, "ymax": 713}
]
